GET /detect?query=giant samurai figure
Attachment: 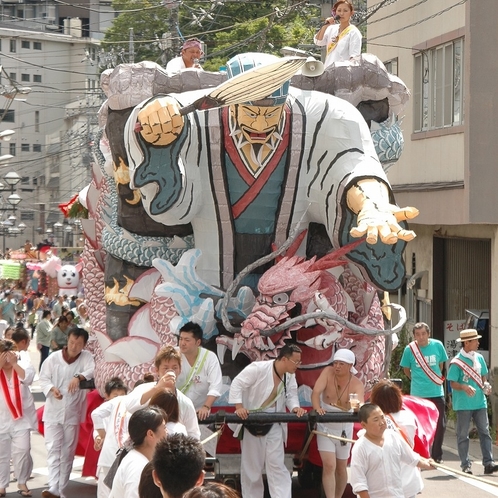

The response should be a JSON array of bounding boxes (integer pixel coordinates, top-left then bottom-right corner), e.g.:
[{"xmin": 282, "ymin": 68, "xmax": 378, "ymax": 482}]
[
  {"xmin": 83, "ymin": 53, "xmax": 417, "ymax": 393},
  {"xmin": 127, "ymin": 53, "xmax": 416, "ymax": 290}
]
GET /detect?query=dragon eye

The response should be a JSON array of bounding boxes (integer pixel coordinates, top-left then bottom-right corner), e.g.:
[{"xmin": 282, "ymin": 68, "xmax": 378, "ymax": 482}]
[{"xmin": 272, "ymin": 293, "xmax": 289, "ymax": 305}]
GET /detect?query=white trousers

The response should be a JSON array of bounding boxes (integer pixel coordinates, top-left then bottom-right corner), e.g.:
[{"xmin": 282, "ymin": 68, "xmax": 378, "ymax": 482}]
[
  {"xmin": 44, "ymin": 423, "xmax": 80, "ymax": 498},
  {"xmin": 97, "ymin": 466, "xmax": 111, "ymax": 498},
  {"xmin": 0, "ymin": 429, "xmax": 32, "ymax": 488},
  {"xmin": 240, "ymin": 424, "xmax": 291, "ymax": 498}
]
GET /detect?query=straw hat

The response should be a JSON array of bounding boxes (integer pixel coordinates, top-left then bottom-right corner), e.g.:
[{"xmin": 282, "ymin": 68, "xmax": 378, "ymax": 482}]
[{"xmin": 456, "ymin": 329, "xmax": 482, "ymax": 343}]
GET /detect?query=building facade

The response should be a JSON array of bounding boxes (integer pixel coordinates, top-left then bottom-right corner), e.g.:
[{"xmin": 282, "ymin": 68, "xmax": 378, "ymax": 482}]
[
  {"xmin": 0, "ymin": 25, "xmax": 101, "ymax": 250},
  {"xmin": 366, "ymin": 0, "xmax": 498, "ymax": 376}
]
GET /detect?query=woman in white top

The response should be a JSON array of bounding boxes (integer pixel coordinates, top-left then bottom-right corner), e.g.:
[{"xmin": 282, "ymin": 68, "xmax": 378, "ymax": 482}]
[
  {"xmin": 0, "ymin": 340, "xmax": 37, "ymax": 497},
  {"xmin": 150, "ymin": 389, "xmax": 188, "ymax": 436},
  {"xmin": 314, "ymin": 0, "xmax": 362, "ymax": 68},
  {"xmin": 109, "ymin": 406, "xmax": 167, "ymax": 498},
  {"xmin": 370, "ymin": 380, "xmax": 424, "ymax": 498}
]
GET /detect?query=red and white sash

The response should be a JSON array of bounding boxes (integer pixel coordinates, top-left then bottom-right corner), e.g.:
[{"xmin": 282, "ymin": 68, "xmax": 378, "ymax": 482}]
[
  {"xmin": 0, "ymin": 369, "xmax": 23, "ymax": 420},
  {"xmin": 113, "ymin": 400, "xmax": 128, "ymax": 448},
  {"xmin": 450, "ymin": 357, "xmax": 484, "ymax": 389},
  {"xmin": 409, "ymin": 341, "xmax": 444, "ymax": 385}
]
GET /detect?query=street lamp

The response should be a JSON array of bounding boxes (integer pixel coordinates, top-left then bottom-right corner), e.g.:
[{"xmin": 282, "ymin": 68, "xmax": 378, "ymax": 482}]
[
  {"xmin": 3, "ymin": 171, "xmax": 21, "ymax": 187},
  {"xmin": 0, "ymin": 219, "xmax": 26, "ymax": 255},
  {"xmin": 53, "ymin": 222, "xmax": 63, "ymax": 246},
  {"xmin": 0, "ymin": 130, "xmax": 15, "ymax": 141},
  {"xmin": 64, "ymin": 224, "xmax": 74, "ymax": 247}
]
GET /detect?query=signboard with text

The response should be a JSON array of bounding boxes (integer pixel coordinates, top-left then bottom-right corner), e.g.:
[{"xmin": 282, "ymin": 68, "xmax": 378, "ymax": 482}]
[{"xmin": 444, "ymin": 319, "xmax": 489, "ymax": 365}]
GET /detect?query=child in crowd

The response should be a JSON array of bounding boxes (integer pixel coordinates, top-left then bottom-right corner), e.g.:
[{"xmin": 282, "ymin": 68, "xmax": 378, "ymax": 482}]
[
  {"xmin": 91, "ymin": 377, "xmax": 129, "ymax": 498},
  {"xmin": 350, "ymin": 403, "xmax": 433, "ymax": 498}
]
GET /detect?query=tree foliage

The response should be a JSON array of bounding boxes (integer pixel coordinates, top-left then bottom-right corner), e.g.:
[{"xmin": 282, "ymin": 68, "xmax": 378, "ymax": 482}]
[{"xmin": 102, "ymin": 0, "xmax": 317, "ymax": 69}]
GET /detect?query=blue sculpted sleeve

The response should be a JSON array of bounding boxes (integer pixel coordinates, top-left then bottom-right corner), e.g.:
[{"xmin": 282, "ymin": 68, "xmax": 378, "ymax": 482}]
[{"xmin": 133, "ymin": 122, "xmax": 189, "ymax": 217}]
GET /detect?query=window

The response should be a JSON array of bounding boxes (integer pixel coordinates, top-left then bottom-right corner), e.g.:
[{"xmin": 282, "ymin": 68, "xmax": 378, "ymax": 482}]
[
  {"xmin": 21, "ymin": 144, "xmax": 30, "ymax": 152},
  {"xmin": 10, "ymin": 39, "xmax": 16, "ymax": 53},
  {"xmin": 21, "ymin": 74, "xmax": 30, "ymax": 82},
  {"xmin": 9, "ymin": 143, "xmax": 16, "ymax": 156},
  {"xmin": 33, "ymin": 42, "xmax": 42, "ymax": 50},
  {"xmin": 414, "ymin": 38, "xmax": 464, "ymax": 132},
  {"xmin": 3, "ymin": 110, "xmax": 15, "ymax": 123},
  {"xmin": 33, "ymin": 144, "xmax": 42, "ymax": 152},
  {"xmin": 21, "ymin": 211, "xmax": 34, "ymax": 221},
  {"xmin": 33, "ymin": 75, "xmax": 42, "ymax": 83},
  {"xmin": 21, "ymin": 176, "xmax": 29, "ymax": 184},
  {"xmin": 21, "ymin": 40, "xmax": 30, "ymax": 49},
  {"xmin": 9, "ymin": 73, "xmax": 16, "ymax": 82},
  {"xmin": 384, "ymin": 58, "xmax": 398, "ymax": 76},
  {"xmin": 35, "ymin": 111, "xmax": 40, "ymax": 132}
]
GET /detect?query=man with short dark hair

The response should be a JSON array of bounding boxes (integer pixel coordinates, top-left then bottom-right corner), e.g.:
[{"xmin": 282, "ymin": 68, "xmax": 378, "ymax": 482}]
[
  {"xmin": 152, "ymin": 434, "xmax": 205, "ymax": 498},
  {"xmin": 229, "ymin": 343, "xmax": 306, "ymax": 498},
  {"xmin": 176, "ymin": 321, "xmax": 222, "ymax": 420},
  {"xmin": 400, "ymin": 322, "xmax": 448, "ymax": 463},
  {"xmin": 39, "ymin": 328, "xmax": 95, "ymax": 498},
  {"xmin": 11, "ymin": 327, "xmax": 30, "ymax": 352}
]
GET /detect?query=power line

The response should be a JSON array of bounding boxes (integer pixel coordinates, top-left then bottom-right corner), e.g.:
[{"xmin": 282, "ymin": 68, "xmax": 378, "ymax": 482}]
[
  {"xmin": 367, "ymin": 0, "xmax": 468, "ymax": 42},
  {"xmin": 366, "ymin": 0, "xmax": 428, "ymax": 25}
]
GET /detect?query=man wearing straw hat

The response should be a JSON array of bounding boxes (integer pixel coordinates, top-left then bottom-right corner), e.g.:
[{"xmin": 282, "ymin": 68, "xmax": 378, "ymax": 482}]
[{"xmin": 447, "ymin": 328, "xmax": 498, "ymax": 475}]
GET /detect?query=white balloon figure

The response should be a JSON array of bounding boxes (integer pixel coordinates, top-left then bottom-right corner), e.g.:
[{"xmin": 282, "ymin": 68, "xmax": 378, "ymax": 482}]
[{"xmin": 56, "ymin": 263, "xmax": 82, "ymax": 296}]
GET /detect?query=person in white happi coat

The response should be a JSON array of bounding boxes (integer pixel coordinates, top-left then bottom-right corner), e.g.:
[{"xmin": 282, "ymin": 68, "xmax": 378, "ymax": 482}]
[
  {"xmin": 39, "ymin": 328, "xmax": 95, "ymax": 498},
  {"xmin": 91, "ymin": 377, "xmax": 129, "ymax": 498},
  {"xmin": 108, "ymin": 407, "xmax": 167, "ymax": 498},
  {"xmin": 0, "ymin": 340, "xmax": 37, "ymax": 497},
  {"xmin": 125, "ymin": 345, "xmax": 200, "ymax": 440},
  {"xmin": 229, "ymin": 343, "xmax": 306, "ymax": 498},
  {"xmin": 350, "ymin": 404, "xmax": 433, "ymax": 498},
  {"xmin": 176, "ymin": 321, "xmax": 222, "ymax": 420}
]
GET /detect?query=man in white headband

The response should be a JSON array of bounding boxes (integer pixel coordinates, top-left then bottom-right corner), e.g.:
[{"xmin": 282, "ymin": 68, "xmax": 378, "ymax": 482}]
[
  {"xmin": 166, "ymin": 38, "xmax": 204, "ymax": 72},
  {"xmin": 312, "ymin": 348, "xmax": 364, "ymax": 498}
]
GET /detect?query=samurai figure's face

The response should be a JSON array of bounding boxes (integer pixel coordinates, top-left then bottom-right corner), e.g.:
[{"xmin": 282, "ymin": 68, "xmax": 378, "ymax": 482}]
[{"xmin": 233, "ymin": 104, "xmax": 284, "ymax": 145}]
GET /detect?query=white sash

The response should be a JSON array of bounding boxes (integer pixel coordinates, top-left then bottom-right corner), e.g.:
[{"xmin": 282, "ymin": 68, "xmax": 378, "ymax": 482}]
[
  {"xmin": 409, "ymin": 341, "xmax": 444, "ymax": 385},
  {"xmin": 450, "ymin": 357, "xmax": 484, "ymax": 389}
]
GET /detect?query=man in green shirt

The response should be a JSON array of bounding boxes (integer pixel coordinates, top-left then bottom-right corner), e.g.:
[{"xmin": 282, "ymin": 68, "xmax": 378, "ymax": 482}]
[
  {"xmin": 447, "ymin": 328, "xmax": 498, "ymax": 475},
  {"xmin": 400, "ymin": 322, "xmax": 448, "ymax": 463}
]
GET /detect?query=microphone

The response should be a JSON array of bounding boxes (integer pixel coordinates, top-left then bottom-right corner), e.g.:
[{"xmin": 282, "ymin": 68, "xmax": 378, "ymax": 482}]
[{"xmin": 334, "ymin": 15, "xmax": 341, "ymax": 21}]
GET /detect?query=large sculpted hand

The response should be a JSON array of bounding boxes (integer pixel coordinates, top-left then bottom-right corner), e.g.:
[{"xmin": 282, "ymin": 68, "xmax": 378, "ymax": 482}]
[
  {"xmin": 137, "ymin": 96, "xmax": 185, "ymax": 147},
  {"xmin": 347, "ymin": 179, "xmax": 419, "ymax": 245}
]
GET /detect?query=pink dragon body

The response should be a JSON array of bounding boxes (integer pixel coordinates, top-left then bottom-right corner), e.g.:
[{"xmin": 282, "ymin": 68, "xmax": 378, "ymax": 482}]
[{"xmin": 217, "ymin": 240, "xmax": 387, "ymax": 394}]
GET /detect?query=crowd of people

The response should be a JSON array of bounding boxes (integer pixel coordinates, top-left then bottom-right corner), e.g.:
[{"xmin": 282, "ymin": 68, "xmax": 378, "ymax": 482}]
[{"xmin": 1, "ymin": 286, "xmax": 496, "ymax": 498}]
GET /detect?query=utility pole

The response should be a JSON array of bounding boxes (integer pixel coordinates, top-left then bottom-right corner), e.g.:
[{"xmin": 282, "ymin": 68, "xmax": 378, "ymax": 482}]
[
  {"xmin": 129, "ymin": 27, "xmax": 135, "ymax": 64},
  {"xmin": 169, "ymin": 7, "xmax": 180, "ymax": 62}
]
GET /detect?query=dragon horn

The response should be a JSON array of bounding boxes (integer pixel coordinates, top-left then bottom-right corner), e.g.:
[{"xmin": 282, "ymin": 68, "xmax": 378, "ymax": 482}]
[
  {"xmin": 308, "ymin": 238, "xmax": 366, "ymax": 272},
  {"xmin": 272, "ymin": 229, "xmax": 308, "ymax": 263},
  {"xmin": 285, "ymin": 229, "xmax": 308, "ymax": 258}
]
